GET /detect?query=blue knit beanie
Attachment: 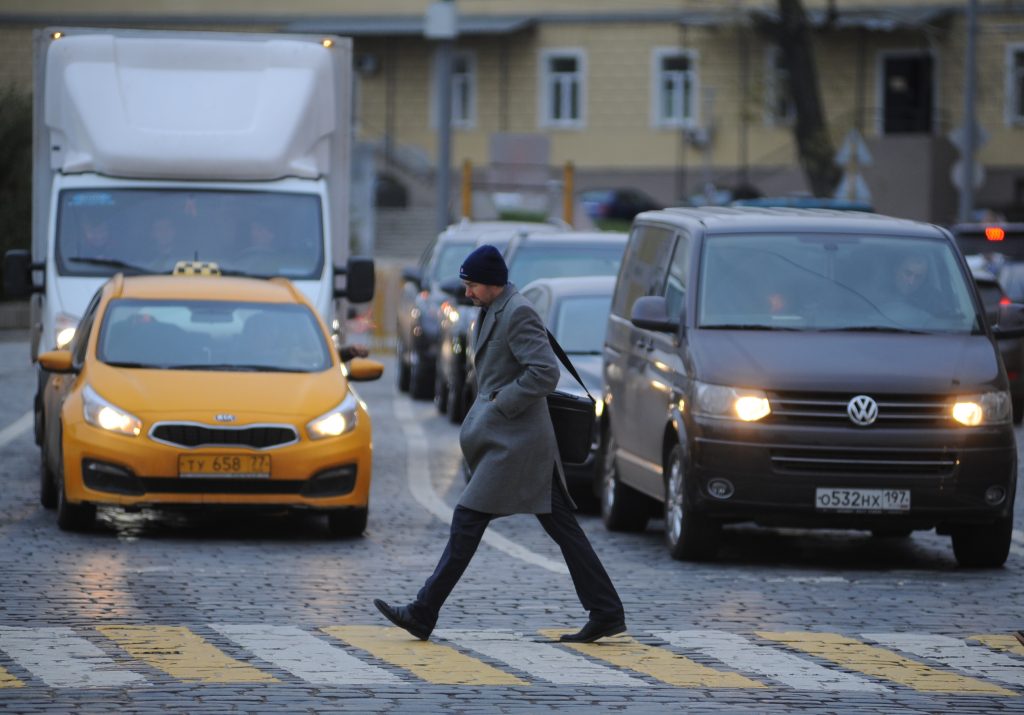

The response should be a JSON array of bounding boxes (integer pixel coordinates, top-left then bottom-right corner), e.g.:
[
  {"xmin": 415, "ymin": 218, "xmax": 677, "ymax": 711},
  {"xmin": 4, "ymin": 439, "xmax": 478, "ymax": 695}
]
[{"xmin": 459, "ymin": 244, "xmax": 508, "ymax": 286}]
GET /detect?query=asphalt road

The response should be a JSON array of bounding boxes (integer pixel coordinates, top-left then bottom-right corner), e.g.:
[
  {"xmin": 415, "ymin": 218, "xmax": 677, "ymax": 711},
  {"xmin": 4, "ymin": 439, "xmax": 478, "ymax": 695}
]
[{"xmin": 1, "ymin": 333, "xmax": 1023, "ymax": 714}]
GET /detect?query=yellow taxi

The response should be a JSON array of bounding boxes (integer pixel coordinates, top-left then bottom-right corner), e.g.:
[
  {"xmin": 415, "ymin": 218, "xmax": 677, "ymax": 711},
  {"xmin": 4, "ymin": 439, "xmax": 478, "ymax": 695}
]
[{"xmin": 36, "ymin": 267, "xmax": 383, "ymax": 536}]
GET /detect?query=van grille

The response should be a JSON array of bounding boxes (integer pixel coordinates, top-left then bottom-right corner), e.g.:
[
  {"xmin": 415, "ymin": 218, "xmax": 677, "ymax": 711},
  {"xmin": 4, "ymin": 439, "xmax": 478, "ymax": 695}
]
[
  {"xmin": 767, "ymin": 391, "xmax": 951, "ymax": 427},
  {"xmin": 150, "ymin": 423, "xmax": 297, "ymax": 449},
  {"xmin": 771, "ymin": 447, "xmax": 958, "ymax": 477}
]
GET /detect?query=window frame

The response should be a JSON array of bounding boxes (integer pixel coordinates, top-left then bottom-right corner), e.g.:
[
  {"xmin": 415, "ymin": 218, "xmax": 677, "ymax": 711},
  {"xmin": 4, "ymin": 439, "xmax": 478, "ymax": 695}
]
[
  {"xmin": 650, "ymin": 47, "xmax": 699, "ymax": 130},
  {"xmin": 539, "ymin": 48, "xmax": 587, "ymax": 129},
  {"xmin": 763, "ymin": 46, "xmax": 796, "ymax": 127},
  {"xmin": 1006, "ymin": 42, "xmax": 1024, "ymax": 127},
  {"xmin": 431, "ymin": 48, "xmax": 477, "ymax": 130}
]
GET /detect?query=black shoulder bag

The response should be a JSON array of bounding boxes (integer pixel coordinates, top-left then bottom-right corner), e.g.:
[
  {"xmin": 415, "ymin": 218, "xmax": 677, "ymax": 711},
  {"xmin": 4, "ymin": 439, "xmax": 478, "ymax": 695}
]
[{"xmin": 546, "ymin": 330, "xmax": 597, "ymax": 465}]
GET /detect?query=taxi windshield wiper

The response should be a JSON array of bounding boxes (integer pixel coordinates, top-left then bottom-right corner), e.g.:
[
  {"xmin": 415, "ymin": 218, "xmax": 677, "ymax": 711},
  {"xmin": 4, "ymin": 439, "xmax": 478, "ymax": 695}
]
[
  {"xmin": 67, "ymin": 256, "xmax": 151, "ymax": 274},
  {"xmin": 167, "ymin": 363, "xmax": 305, "ymax": 373},
  {"xmin": 103, "ymin": 360, "xmax": 155, "ymax": 368}
]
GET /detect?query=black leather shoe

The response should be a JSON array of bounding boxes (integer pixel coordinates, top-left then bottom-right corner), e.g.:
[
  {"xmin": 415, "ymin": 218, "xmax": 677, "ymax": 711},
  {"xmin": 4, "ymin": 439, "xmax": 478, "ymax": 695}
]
[
  {"xmin": 559, "ymin": 619, "xmax": 626, "ymax": 643},
  {"xmin": 373, "ymin": 599, "xmax": 433, "ymax": 641}
]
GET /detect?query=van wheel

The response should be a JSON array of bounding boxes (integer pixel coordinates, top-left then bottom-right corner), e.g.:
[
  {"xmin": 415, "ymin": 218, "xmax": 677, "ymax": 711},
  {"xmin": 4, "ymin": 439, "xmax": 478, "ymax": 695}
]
[
  {"xmin": 56, "ymin": 435, "xmax": 95, "ymax": 532},
  {"xmin": 327, "ymin": 507, "xmax": 368, "ymax": 537},
  {"xmin": 396, "ymin": 342, "xmax": 411, "ymax": 392},
  {"xmin": 664, "ymin": 444, "xmax": 719, "ymax": 561},
  {"xmin": 951, "ymin": 515, "xmax": 1012, "ymax": 568},
  {"xmin": 600, "ymin": 429, "xmax": 650, "ymax": 532}
]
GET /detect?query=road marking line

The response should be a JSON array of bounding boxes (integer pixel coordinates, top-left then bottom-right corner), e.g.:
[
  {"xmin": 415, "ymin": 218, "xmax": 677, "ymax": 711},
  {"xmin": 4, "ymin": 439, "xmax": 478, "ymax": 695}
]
[
  {"xmin": 540, "ymin": 630, "xmax": 764, "ymax": 688},
  {"xmin": 0, "ymin": 664, "xmax": 24, "ymax": 688},
  {"xmin": 0, "ymin": 626, "xmax": 146, "ymax": 689},
  {"xmin": 757, "ymin": 631, "xmax": 1015, "ymax": 695},
  {"xmin": 97, "ymin": 625, "xmax": 276, "ymax": 684},
  {"xmin": 436, "ymin": 629, "xmax": 648, "ymax": 687},
  {"xmin": 970, "ymin": 634, "xmax": 1024, "ymax": 657},
  {"xmin": 394, "ymin": 398, "xmax": 569, "ymax": 574},
  {"xmin": 655, "ymin": 630, "xmax": 888, "ymax": 692},
  {"xmin": 325, "ymin": 626, "xmax": 526, "ymax": 686},
  {"xmin": 864, "ymin": 633, "xmax": 1024, "ymax": 688},
  {"xmin": 0, "ymin": 411, "xmax": 32, "ymax": 449},
  {"xmin": 210, "ymin": 624, "xmax": 400, "ymax": 685}
]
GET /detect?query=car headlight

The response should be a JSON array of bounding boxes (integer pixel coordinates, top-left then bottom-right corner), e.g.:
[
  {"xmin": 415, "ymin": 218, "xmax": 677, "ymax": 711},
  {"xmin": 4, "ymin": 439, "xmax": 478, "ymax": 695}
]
[
  {"xmin": 693, "ymin": 381, "xmax": 771, "ymax": 422},
  {"xmin": 55, "ymin": 312, "xmax": 79, "ymax": 350},
  {"xmin": 307, "ymin": 392, "xmax": 359, "ymax": 439},
  {"xmin": 951, "ymin": 391, "xmax": 1010, "ymax": 426},
  {"xmin": 82, "ymin": 385, "xmax": 142, "ymax": 436}
]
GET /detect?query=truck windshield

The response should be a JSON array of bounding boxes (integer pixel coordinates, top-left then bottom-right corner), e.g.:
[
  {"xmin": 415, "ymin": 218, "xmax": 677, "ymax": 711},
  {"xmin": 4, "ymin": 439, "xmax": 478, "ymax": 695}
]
[
  {"xmin": 56, "ymin": 189, "xmax": 324, "ymax": 279},
  {"xmin": 698, "ymin": 233, "xmax": 981, "ymax": 334}
]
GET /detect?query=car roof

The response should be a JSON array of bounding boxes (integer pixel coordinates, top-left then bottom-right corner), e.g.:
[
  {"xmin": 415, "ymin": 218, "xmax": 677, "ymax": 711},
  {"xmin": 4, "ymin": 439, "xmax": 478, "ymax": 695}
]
[
  {"xmin": 636, "ymin": 206, "xmax": 945, "ymax": 238},
  {"xmin": 114, "ymin": 274, "xmax": 303, "ymax": 304},
  {"xmin": 513, "ymin": 231, "xmax": 628, "ymax": 245},
  {"xmin": 521, "ymin": 275, "xmax": 617, "ymax": 296},
  {"xmin": 438, "ymin": 219, "xmax": 565, "ymax": 242}
]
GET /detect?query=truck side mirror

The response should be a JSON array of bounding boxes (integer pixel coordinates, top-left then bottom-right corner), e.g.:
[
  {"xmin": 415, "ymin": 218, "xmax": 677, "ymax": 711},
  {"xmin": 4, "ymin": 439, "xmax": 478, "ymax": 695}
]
[
  {"xmin": 3, "ymin": 249, "xmax": 35, "ymax": 299},
  {"xmin": 993, "ymin": 303, "xmax": 1024, "ymax": 340},
  {"xmin": 630, "ymin": 295, "xmax": 680, "ymax": 333},
  {"xmin": 334, "ymin": 257, "xmax": 375, "ymax": 303},
  {"xmin": 440, "ymin": 277, "xmax": 473, "ymax": 306},
  {"xmin": 401, "ymin": 266, "xmax": 423, "ymax": 290}
]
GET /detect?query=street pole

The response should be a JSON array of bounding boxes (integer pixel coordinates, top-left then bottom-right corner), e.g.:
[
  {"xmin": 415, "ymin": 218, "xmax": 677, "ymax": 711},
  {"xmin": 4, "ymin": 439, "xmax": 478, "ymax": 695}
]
[
  {"xmin": 426, "ymin": 1, "xmax": 457, "ymax": 234},
  {"xmin": 958, "ymin": 0, "xmax": 978, "ymax": 223}
]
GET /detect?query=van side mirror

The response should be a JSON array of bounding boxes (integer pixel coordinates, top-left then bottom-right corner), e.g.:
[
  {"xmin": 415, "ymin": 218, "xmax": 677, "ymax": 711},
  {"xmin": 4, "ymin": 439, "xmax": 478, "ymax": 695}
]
[
  {"xmin": 630, "ymin": 296, "xmax": 679, "ymax": 333},
  {"xmin": 3, "ymin": 249, "xmax": 36, "ymax": 299},
  {"xmin": 334, "ymin": 257, "xmax": 375, "ymax": 303},
  {"xmin": 401, "ymin": 266, "xmax": 423, "ymax": 290},
  {"xmin": 993, "ymin": 303, "xmax": 1024, "ymax": 339},
  {"xmin": 440, "ymin": 277, "xmax": 474, "ymax": 306}
]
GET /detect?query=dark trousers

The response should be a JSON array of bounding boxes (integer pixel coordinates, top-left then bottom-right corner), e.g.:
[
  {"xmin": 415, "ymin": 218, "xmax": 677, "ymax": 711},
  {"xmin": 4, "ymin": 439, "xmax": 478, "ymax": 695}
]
[{"xmin": 411, "ymin": 476, "xmax": 624, "ymax": 626}]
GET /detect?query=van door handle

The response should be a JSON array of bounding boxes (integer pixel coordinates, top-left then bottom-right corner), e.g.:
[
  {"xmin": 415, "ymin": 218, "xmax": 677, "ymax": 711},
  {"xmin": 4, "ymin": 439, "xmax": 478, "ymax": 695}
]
[{"xmin": 635, "ymin": 338, "xmax": 653, "ymax": 351}]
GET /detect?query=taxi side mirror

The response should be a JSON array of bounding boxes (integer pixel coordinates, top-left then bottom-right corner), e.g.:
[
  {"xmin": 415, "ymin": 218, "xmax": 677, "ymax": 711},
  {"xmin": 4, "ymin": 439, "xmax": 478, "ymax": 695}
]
[
  {"xmin": 345, "ymin": 358, "xmax": 384, "ymax": 382},
  {"xmin": 38, "ymin": 350, "xmax": 75, "ymax": 374}
]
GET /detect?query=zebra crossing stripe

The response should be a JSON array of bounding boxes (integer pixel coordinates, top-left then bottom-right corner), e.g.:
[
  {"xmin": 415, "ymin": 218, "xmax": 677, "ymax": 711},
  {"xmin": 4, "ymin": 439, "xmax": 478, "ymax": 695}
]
[
  {"xmin": 757, "ymin": 631, "xmax": 1016, "ymax": 695},
  {"xmin": 0, "ymin": 627, "xmax": 146, "ymax": 688},
  {"xmin": 436, "ymin": 629, "xmax": 649, "ymax": 687},
  {"xmin": 210, "ymin": 624, "xmax": 400, "ymax": 685},
  {"xmin": 655, "ymin": 630, "xmax": 889, "ymax": 692},
  {"xmin": 97, "ymin": 625, "xmax": 277, "ymax": 684},
  {"xmin": 0, "ymin": 664, "xmax": 24, "ymax": 688},
  {"xmin": 971, "ymin": 634, "xmax": 1024, "ymax": 657},
  {"xmin": 324, "ymin": 626, "xmax": 527, "ymax": 686},
  {"xmin": 538, "ymin": 630, "xmax": 764, "ymax": 688},
  {"xmin": 863, "ymin": 633, "xmax": 1024, "ymax": 688}
]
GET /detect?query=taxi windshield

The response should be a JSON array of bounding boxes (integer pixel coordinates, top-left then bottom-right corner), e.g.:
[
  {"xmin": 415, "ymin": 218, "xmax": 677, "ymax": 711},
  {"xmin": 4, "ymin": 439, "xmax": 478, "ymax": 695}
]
[
  {"xmin": 698, "ymin": 233, "xmax": 981, "ymax": 334},
  {"xmin": 56, "ymin": 189, "xmax": 324, "ymax": 279},
  {"xmin": 98, "ymin": 299, "xmax": 332, "ymax": 372}
]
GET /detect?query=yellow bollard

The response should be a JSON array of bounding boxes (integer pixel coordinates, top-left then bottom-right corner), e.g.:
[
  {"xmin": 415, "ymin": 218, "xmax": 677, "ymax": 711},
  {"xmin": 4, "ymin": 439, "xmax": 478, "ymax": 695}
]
[
  {"xmin": 461, "ymin": 159, "xmax": 473, "ymax": 219},
  {"xmin": 563, "ymin": 161, "xmax": 574, "ymax": 227}
]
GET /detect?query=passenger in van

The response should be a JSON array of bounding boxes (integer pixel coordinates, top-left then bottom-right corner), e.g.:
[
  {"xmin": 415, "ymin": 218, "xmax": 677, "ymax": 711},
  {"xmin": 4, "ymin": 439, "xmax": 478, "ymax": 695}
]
[{"xmin": 146, "ymin": 216, "xmax": 180, "ymax": 272}]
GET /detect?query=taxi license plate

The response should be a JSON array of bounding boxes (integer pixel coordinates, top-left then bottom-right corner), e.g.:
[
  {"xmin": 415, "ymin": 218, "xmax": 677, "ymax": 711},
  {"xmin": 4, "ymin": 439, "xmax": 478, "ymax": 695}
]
[
  {"xmin": 815, "ymin": 488, "xmax": 910, "ymax": 512},
  {"xmin": 178, "ymin": 454, "xmax": 271, "ymax": 479}
]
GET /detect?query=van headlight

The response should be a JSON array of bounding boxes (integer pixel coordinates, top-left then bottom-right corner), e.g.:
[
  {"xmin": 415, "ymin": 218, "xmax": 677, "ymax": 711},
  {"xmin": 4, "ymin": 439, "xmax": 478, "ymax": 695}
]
[
  {"xmin": 307, "ymin": 392, "xmax": 359, "ymax": 439},
  {"xmin": 693, "ymin": 381, "xmax": 771, "ymax": 422},
  {"xmin": 951, "ymin": 391, "xmax": 1010, "ymax": 426},
  {"xmin": 82, "ymin": 385, "xmax": 142, "ymax": 436}
]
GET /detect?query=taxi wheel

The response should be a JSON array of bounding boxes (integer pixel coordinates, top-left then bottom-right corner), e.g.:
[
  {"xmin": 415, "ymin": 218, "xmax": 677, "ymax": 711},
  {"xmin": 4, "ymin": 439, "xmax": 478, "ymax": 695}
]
[
  {"xmin": 1013, "ymin": 398, "xmax": 1023, "ymax": 425},
  {"xmin": 599, "ymin": 427, "xmax": 650, "ymax": 533},
  {"xmin": 55, "ymin": 434, "xmax": 95, "ymax": 532},
  {"xmin": 39, "ymin": 451, "xmax": 57, "ymax": 510},
  {"xmin": 327, "ymin": 507, "xmax": 368, "ymax": 538},
  {"xmin": 663, "ymin": 443, "xmax": 719, "ymax": 561}
]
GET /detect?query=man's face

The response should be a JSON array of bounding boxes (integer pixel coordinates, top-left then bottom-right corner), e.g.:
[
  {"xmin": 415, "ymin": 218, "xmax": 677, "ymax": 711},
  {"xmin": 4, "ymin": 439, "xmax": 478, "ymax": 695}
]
[
  {"xmin": 896, "ymin": 258, "xmax": 928, "ymax": 295},
  {"xmin": 462, "ymin": 281, "xmax": 504, "ymax": 307}
]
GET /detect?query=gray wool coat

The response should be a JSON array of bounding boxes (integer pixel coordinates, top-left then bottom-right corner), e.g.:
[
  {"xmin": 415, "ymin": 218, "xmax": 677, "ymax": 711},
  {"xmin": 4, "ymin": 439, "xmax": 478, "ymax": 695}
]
[{"xmin": 458, "ymin": 283, "xmax": 573, "ymax": 515}]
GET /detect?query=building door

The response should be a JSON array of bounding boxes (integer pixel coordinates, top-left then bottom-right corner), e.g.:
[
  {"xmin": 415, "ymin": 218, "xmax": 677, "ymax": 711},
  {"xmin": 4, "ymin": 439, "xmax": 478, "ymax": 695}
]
[{"xmin": 882, "ymin": 54, "xmax": 933, "ymax": 134}]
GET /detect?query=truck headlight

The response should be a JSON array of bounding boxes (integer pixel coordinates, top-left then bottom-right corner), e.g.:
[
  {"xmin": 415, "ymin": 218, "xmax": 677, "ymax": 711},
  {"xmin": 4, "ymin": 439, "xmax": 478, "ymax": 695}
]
[
  {"xmin": 55, "ymin": 312, "xmax": 79, "ymax": 350},
  {"xmin": 307, "ymin": 392, "xmax": 359, "ymax": 439},
  {"xmin": 952, "ymin": 391, "xmax": 1010, "ymax": 426},
  {"xmin": 82, "ymin": 385, "xmax": 142, "ymax": 436},
  {"xmin": 693, "ymin": 381, "xmax": 771, "ymax": 422}
]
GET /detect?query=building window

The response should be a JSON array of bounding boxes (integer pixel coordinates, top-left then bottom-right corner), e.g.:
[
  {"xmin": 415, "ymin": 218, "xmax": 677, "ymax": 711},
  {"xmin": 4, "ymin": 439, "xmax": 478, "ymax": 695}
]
[
  {"xmin": 541, "ymin": 49, "xmax": 585, "ymax": 128},
  {"xmin": 652, "ymin": 49, "xmax": 697, "ymax": 128},
  {"xmin": 765, "ymin": 47, "xmax": 795, "ymax": 126},
  {"xmin": 431, "ymin": 50, "xmax": 476, "ymax": 129},
  {"xmin": 1009, "ymin": 45, "xmax": 1024, "ymax": 125}
]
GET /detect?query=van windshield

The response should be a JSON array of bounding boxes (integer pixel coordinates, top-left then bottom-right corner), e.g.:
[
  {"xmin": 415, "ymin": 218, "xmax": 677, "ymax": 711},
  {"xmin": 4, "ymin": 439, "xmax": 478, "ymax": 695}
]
[
  {"xmin": 698, "ymin": 233, "xmax": 981, "ymax": 333},
  {"xmin": 56, "ymin": 189, "xmax": 324, "ymax": 279}
]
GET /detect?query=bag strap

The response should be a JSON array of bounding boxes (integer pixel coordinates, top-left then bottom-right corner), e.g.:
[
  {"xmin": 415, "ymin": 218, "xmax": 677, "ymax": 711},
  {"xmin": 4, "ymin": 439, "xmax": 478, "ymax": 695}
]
[{"xmin": 546, "ymin": 329, "xmax": 595, "ymax": 404}]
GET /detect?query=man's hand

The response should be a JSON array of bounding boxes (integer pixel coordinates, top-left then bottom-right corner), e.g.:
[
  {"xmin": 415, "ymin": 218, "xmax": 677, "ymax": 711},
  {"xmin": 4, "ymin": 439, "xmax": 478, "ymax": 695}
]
[{"xmin": 339, "ymin": 344, "xmax": 370, "ymax": 362}]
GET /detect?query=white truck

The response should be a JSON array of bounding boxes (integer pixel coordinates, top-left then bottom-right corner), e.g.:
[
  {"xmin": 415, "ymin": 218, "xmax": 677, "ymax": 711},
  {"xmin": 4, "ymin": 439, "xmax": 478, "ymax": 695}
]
[{"xmin": 3, "ymin": 27, "xmax": 373, "ymax": 445}]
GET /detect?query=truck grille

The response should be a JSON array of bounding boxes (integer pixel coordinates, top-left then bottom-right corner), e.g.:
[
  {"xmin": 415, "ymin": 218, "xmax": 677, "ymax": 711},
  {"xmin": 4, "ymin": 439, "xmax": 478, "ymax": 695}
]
[
  {"xmin": 771, "ymin": 446, "xmax": 958, "ymax": 477},
  {"xmin": 150, "ymin": 423, "xmax": 298, "ymax": 449},
  {"xmin": 768, "ymin": 391, "xmax": 951, "ymax": 428}
]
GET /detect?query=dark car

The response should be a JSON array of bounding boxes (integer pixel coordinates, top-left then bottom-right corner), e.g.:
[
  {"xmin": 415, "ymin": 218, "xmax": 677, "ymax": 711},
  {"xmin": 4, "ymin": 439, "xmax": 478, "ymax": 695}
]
[
  {"xmin": 521, "ymin": 276, "xmax": 616, "ymax": 504},
  {"xmin": 601, "ymin": 206, "xmax": 1024, "ymax": 567},
  {"xmin": 951, "ymin": 223, "xmax": 1024, "ymax": 265},
  {"xmin": 973, "ymin": 269, "xmax": 1024, "ymax": 424},
  {"xmin": 580, "ymin": 188, "xmax": 661, "ymax": 223}
]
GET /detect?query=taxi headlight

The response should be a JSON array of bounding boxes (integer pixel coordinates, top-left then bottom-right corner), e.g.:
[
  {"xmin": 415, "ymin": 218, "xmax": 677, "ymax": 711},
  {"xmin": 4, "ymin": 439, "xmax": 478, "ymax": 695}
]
[
  {"xmin": 952, "ymin": 391, "xmax": 1010, "ymax": 426},
  {"xmin": 307, "ymin": 392, "xmax": 359, "ymax": 439},
  {"xmin": 55, "ymin": 312, "xmax": 79, "ymax": 350},
  {"xmin": 82, "ymin": 385, "xmax": 142, "ymax": 436},
  {"xmin": 693, "ymin": 381, "xmax": 771, "ymax": 422}
]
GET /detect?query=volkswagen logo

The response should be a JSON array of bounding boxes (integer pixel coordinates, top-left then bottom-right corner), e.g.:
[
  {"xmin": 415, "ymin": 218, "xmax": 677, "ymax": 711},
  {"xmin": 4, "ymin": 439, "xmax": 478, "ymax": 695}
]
[
  {"xmin": 214, "ymin": 414, "xmax": 235, "ymax": 423},
  {"xmin": 847, "ymin": 395, "xmax": 878, "ymax": 426}
]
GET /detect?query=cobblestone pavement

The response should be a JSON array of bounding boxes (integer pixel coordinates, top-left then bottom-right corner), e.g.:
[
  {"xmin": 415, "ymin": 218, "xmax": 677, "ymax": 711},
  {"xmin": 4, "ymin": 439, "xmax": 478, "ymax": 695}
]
[{"xmin": 1, "ymin": 335, "xmax": 1023, "ymax": 713}]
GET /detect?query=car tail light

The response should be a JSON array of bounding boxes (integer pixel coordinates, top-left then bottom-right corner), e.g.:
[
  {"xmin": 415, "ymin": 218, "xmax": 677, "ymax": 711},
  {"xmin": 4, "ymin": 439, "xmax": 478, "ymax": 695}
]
[{"xmin": 986, "ymin": 226, "xmax": 1006, "ymax": 241}]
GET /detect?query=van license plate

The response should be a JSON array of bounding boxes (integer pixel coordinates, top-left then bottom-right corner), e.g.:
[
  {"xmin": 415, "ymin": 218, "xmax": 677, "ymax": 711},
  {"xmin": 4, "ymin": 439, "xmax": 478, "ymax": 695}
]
[
  {"xmin": 815, "ymin": 488, "xmax": 910, "ymax": 512},
  {"xmin": 179, "ymin": 454, "xmax": 271, "ymax": 479}
]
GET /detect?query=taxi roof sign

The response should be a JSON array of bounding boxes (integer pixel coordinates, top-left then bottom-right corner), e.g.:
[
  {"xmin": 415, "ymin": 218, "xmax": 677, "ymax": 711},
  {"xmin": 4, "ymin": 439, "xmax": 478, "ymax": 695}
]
[{"xmin": 172, "ymin": 260, "xmax": 221, "ymax": 276}]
